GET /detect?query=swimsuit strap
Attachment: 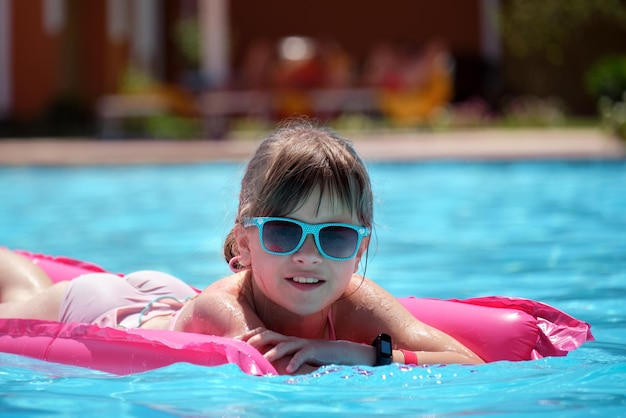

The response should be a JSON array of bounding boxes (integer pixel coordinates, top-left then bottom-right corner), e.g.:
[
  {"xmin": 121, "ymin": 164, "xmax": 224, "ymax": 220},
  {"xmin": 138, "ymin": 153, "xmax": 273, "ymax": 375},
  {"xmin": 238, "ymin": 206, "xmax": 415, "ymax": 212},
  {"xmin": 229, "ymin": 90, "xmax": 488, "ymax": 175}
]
[
  {"xmin": 136, "ymin": 295, "xmax": 193, "ymax": 328},
  {"xmin": 327, "ymin": 307, "xmax": 337, "ymax": 340}
]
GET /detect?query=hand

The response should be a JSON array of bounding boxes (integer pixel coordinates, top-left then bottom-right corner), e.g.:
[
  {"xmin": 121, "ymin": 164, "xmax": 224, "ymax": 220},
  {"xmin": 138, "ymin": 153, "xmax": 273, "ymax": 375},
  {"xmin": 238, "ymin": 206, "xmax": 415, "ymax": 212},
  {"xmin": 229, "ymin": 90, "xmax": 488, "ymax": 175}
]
[{"xmin": 239, "ymin": 327, "xmax": 375, "ymax": 374}]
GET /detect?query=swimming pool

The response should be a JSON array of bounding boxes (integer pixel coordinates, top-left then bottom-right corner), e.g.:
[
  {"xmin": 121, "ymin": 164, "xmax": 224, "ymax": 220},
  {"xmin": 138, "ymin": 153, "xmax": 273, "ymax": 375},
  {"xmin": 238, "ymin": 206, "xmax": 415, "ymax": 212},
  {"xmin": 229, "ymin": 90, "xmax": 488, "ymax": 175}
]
[{"xmin": 1, "ymin": 161, "xmax": 625, "ymax": 416}]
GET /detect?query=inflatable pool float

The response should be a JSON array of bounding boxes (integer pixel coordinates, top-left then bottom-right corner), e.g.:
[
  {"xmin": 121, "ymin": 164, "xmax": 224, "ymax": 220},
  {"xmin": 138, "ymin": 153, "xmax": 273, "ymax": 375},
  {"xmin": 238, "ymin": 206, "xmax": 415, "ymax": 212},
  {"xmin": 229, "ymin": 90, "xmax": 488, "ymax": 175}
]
[{"xmin": 0, "ymin": 250, "xmax": 594, "ymax": 376}]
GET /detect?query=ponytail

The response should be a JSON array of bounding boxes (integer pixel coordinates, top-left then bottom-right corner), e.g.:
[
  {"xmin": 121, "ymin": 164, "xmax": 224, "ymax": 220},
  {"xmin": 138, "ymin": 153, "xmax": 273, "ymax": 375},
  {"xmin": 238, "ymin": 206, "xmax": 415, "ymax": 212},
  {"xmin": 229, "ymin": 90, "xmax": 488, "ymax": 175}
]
[{"xmin": 223, "ymin": 228, "xmax": 238, "ymax": 264}]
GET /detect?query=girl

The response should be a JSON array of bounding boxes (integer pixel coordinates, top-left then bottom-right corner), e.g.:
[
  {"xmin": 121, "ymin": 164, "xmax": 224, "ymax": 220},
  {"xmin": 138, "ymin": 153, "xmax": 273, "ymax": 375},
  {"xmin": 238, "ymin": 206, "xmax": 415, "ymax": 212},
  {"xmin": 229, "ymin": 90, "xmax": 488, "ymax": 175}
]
[
  {"xmin": 0, "ymin": 121, "xmax": 483, "ymax": 374},
  {"xmin": 173, "ymin": 120, "xmax": 483, "ymax": 373}
]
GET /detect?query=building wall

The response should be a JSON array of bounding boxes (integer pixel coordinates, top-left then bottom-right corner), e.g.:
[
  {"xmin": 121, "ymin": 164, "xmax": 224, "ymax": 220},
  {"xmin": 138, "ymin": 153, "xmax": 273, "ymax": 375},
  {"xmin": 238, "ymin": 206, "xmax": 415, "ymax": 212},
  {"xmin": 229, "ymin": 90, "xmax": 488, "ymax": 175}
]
[
  {"xmin": 229, "ymin": 0, "xmax": 482, "ymax": 65},
  {"xmin": 11, "ymin": 0, "xmax": 63, "ymax": 119},
  {"xmin": 8, "ymin": 0, "xmax": 131, "ymax": 122},
  {"xmin": 78, "ymin": 0, "xmax": 130, "ymax": 106},
  {"xmin": 5, "ymin": 0, "xmax": 486, "ymax": 126},
  {"xmin": 228, "ymin": 0, "xmax": 485, "ymax": 102}
]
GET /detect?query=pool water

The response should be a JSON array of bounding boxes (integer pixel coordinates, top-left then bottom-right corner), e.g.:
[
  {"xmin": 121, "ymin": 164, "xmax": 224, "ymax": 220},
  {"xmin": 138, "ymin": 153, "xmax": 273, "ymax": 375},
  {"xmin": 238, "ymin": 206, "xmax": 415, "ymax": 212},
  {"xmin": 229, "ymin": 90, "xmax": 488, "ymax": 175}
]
[{"xmin": 1, "ymin": 161, "xmax": 625, "ymax": 416}]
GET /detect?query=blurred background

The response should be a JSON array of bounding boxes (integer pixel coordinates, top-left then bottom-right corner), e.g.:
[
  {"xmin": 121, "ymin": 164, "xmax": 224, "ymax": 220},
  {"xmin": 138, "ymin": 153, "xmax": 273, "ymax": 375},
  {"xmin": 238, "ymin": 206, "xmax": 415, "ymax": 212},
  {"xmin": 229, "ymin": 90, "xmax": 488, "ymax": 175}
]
[{"xmin": 0, "ymin": 0, "xmax": 625, "ymax": 140}]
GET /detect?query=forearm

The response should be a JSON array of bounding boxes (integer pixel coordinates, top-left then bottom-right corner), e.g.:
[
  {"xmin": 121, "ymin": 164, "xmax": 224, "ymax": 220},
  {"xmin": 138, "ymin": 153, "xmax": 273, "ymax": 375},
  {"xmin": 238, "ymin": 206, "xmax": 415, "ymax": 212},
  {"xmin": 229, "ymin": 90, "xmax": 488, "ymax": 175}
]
[
  {"xmin": 280, "ymin": 345, "xmax": 483, "ymax": 375},
  {"xmin": 268, "ymin": 340, "xmax": 377, "ymax": 374},
  {"xmin": 272, "ymin": 344, "xmax": 483, "ymax": 375}
]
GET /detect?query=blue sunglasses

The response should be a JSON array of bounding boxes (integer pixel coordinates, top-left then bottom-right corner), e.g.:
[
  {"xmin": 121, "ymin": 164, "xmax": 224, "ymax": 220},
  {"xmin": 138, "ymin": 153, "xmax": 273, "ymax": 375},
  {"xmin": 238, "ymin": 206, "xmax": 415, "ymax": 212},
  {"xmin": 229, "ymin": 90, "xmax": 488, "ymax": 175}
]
[{"xmin": 243, "ymin": 217, "xmax": 370, "ymax": 261}]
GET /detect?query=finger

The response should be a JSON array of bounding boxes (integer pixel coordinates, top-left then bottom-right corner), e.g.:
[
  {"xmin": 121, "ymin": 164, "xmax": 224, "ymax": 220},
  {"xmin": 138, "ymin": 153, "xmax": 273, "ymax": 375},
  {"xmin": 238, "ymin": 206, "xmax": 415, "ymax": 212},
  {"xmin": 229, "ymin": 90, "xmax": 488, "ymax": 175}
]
[
  {"xmin": 285, "ymin": 352, "xmax": 306, "ymax": 374},
  {"xmin": 262, "ymin": 340, "xmax": 298, "ymax": 361},
  {"xmin": 247, "ymin": 330, "xmax": 299, "ymax": 349},
  {"xmin": 236, "ymin": 327, "xmax": 268, "ymax": 342},
  {"xmin": 285, "ymin": 345, "xmax": 327, "ymax": 374},
  {"xmin": 246, "ymin": 331, "xmax": 278, "ymax": 347}
]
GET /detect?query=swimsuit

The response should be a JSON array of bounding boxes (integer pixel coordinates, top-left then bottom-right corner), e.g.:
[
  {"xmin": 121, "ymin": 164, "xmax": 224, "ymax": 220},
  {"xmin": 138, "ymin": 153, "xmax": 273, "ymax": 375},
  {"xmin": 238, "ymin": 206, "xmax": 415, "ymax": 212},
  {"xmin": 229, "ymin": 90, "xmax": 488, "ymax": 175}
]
[
  {"xmin": 58, "ymin": 271, "xmax": 198, "ymax": 329},
  {"xmin": 327, "ymin": 307, "xmax": 337, "ymax": 340}
]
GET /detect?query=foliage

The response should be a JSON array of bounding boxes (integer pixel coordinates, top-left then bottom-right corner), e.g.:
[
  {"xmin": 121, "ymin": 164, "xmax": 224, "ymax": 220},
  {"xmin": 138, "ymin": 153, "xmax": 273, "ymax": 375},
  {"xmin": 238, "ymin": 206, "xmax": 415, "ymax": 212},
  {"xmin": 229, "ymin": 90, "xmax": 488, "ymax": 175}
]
[
  {"xmin": 500, "ymin": 96, "xmax": 566, "ymax": 127},
  {"xmin": 145, "ymin": 114, "xmax": 201, "ymax": 139},
  {"xmin": 499, "ymin": 0, "xmax": 626, "ymax": 63},
  {"xmin": 444, "ymin": 97, "xmax": 495, "ymax": 128},
  {"xmin": 586, "ymin": 55, "xmax": 626, "ymax": 102},
  {"xmin": 598, "ymin": 95, "xmax": 626, "ymax": 140},
  {"xmin": 174, "ymin": 18, "xmax": 201, "ymax": 68},
  {"xmin": 586, "ymin": 56, "xmax": 626, "ymax": 140},
  {"xmin": 118, "ymin": 66, "xmax": 158, "ymax": 93},
  {"xmin": 115, "ymin": 67, "xmax": 201, "ymax": 139}
]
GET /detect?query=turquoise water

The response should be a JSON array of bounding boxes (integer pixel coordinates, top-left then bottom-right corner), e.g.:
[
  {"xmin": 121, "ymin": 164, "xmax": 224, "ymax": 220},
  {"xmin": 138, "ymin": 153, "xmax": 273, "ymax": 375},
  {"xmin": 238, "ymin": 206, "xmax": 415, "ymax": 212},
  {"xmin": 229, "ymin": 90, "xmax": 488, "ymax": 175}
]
[{"xmin": 1, "ymin": 161, "xmax": 625, "ymax": 416}]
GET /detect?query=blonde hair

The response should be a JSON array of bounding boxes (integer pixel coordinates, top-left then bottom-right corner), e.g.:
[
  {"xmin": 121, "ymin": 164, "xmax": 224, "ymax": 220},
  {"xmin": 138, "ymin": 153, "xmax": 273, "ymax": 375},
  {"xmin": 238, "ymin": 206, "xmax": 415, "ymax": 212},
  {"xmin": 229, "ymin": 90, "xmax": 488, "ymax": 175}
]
[{"xmin": 223, "ymin": 120, "xmax": 373, "ymax": 263}]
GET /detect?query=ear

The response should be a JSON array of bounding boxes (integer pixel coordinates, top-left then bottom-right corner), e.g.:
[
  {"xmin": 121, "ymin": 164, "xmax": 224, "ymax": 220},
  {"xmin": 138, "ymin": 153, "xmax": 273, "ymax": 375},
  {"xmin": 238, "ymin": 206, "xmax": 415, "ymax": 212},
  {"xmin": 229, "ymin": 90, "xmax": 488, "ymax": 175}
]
[
  {"xmin": 353, "ymin": 236, "xmax": 370, "ymax": 273},
  {"xmin": 234, "ymin": 224, "xmax": 252, "ymax": 267}
]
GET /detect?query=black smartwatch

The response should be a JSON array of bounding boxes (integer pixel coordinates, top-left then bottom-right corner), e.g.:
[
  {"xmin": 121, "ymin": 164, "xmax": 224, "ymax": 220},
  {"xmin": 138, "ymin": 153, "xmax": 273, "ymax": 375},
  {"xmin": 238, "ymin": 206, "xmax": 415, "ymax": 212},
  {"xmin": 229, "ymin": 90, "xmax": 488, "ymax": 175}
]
[{"xmin": 371, "ymin": 333, "xmax": 393, "ymax": 366}]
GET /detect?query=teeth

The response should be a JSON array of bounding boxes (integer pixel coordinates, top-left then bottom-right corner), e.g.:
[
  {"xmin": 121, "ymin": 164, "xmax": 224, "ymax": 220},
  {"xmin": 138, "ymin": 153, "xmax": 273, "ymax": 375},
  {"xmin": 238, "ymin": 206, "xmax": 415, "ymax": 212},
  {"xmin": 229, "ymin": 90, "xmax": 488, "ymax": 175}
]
[{"xmin": 291, "ymin": 277, "xmax": 320, "ymax": 284}]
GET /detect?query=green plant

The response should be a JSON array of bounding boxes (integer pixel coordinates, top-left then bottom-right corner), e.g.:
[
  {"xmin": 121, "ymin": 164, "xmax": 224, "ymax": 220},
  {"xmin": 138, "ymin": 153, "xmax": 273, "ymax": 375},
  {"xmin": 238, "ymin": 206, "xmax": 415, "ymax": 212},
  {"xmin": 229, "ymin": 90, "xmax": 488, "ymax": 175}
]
[
  {"xmin": 598, "ymin": 95, "xmax": 626, "ymax": 141},
  {"xmin": 145, "ymin": 114, "xmax": 201, "ymax": 139},
  {"xmin": 501, "ymin": 95, "xmax": 566, "ymax": 127},
  {"xmin": 174, "ymin": 18, "xmax": 201, "ymax": 68},
  {"xmin": 500, "ymin": 0, "xmax": 626, "ymax": 62},
  {"xmin": 586, "ymin": 56, "xmax": 626, "ymax": 102},
  {"xmin": 586, "ymin": 56, "xmax": 626, "ymax": 140},
  {"xmin": 119, "ymin": 66, "xmax": 157, "ymax": 93}
]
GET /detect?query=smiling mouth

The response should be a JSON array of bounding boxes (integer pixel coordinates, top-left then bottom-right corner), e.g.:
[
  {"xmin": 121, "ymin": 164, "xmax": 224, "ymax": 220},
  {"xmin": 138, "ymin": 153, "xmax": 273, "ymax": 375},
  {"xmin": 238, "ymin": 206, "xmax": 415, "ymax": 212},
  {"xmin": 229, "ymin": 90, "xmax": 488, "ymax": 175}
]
[{"xmin": 290, "ymin": 277, "xmax": 322, "ymax": 284}]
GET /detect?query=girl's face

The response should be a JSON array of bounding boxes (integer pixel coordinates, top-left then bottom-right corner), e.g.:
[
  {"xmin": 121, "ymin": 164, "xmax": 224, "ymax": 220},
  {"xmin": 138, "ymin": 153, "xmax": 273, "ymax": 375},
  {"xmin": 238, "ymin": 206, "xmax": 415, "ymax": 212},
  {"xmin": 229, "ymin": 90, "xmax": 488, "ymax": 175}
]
[{"xmin": 237, "ymin": 188, "xmax": 368, "ymax": 317}]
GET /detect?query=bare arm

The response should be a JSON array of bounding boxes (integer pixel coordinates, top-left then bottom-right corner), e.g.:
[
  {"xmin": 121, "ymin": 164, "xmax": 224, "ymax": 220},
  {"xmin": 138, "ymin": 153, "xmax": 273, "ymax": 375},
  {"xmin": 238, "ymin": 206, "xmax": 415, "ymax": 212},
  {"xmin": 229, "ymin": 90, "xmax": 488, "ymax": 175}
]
[
  {"xmin": 179, "ymin": 282, "xmax": 262, "ymax": 337},
  {"xmin": 335, "ymin": 277, "xmax": 484, "ymax": 365},
  {"xmin": 181, "ymin": 274, "xmax": 482, "ymax": 374},
  {"xmin": 241, "ymin": 327, "xmax": 377, "ymax": 374},
  {"xmin": 182, "ymin": 288, "xmax": 322, "ymax": 375},
  {"xmin": 243, "ymin": 277, "xmax": 483, "ymax": 374}
]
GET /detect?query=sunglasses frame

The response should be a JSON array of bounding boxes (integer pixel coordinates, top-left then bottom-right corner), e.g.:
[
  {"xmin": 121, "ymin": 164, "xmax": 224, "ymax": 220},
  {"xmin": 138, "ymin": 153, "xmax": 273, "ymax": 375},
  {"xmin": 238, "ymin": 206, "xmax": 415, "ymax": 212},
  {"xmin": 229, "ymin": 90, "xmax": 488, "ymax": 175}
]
[{"xmin": 242, "ymin": 216, "xmax": 370, "ymax": 260}]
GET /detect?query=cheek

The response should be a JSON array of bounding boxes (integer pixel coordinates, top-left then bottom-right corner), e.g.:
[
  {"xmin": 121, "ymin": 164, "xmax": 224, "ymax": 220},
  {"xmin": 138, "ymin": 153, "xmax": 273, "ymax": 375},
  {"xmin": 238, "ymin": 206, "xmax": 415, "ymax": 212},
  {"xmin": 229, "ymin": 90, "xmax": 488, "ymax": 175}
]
[
  {"xmin": 332, "ymin": 261, "xmax": 358, "ymax": 283},
  {"xmin": 352, "ymin": 241, "xmax": 369, "ymax": 273},
  {"xmin": 248, "ymin": 240, "xmax": 280, "ymax": 272}
]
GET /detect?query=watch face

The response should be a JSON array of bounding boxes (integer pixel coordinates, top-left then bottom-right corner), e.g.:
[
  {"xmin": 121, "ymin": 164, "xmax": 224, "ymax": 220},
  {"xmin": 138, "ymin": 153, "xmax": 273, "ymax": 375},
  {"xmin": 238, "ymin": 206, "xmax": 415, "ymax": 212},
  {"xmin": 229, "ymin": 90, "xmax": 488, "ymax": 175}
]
[
  {"xmin": 381, "ymin": 338, "xmax": 392, "ymax": 355},
  {"xmin": 376, "ymin": 333, "xmax": 393, "ymax": 365},
  {"xmin": 373, "ymin": 334, "xmax": 393, "ymax": 365}
]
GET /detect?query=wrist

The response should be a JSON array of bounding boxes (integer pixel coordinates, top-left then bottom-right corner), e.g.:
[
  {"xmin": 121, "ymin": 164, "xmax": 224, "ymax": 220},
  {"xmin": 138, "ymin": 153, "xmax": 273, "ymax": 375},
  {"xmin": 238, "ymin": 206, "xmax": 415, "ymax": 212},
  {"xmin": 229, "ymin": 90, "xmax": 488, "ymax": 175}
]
[
  {"xmin": 399, "ymin": 348, "xmax": 419, "ymax": 365},
  {"xmin": 371, "ymin": 333, "xmax": 393, "ymax": 366}
]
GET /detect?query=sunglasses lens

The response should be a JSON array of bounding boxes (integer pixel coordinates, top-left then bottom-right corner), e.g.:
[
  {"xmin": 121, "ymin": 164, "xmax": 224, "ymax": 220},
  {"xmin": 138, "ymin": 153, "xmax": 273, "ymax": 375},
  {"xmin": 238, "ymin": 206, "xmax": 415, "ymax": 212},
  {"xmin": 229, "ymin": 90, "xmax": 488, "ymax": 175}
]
[
  {"xmin": 319, "ymin": 226, "xmax": 359, "ymax": 259},
  {"xmin": 263, "ymin": 220, "xmax": 302, "ymax": 253}
]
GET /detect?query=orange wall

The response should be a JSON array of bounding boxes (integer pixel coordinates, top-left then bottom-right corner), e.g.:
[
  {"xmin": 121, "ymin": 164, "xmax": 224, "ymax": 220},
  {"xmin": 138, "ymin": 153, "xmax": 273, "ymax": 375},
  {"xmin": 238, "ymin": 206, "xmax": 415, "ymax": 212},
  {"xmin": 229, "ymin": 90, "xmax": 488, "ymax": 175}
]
[
  {"xmin": 79, "ymin": 0, "xmax": 129, "ymax": 105},
  {"xmin": 12, "ymin": 0, "xmax": 62, "ymax": 119},
  {"xmin": 10, "ymin": 0, "xmax": 130, "ymax": 120}
]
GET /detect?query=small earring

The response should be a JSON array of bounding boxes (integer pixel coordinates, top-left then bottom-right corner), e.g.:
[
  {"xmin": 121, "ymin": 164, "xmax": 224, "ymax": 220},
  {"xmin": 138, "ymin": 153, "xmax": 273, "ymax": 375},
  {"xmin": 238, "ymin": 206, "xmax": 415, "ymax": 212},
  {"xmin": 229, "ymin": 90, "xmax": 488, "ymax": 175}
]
[{"xmin": 228, "ymin": 256, "xmax": 249, "ymax": 273}]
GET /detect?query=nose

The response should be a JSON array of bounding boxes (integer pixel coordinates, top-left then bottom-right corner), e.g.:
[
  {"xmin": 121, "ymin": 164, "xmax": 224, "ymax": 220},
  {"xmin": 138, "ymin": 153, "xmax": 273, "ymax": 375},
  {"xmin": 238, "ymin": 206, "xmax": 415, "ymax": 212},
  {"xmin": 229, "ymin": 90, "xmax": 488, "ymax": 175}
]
[{"xmin": 292, "ymin": 234, "xmax": 323, "ymax": 264}]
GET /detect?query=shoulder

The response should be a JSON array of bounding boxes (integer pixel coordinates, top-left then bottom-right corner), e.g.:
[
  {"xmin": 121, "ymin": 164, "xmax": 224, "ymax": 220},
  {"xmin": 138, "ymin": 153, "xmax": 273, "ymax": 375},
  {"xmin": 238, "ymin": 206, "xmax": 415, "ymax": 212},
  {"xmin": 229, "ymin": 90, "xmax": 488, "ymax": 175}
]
[
  {"xmin": 332, "ymin": 275, "xmax": 410, "ymax": 341},
  {"xmin": 182, "ymin": 272, "xmax": 261, "ymax": 336},
  {"xmin": 335, "ymin": 276, "xmax": 466, "ymax": 354},
  {"xmin": 195, "ymin": 272, "xmax": 250, "ymax": 311},
  {"xmin": 342, "ymin": 275, "xmax": 397, "ymax": 308}
]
